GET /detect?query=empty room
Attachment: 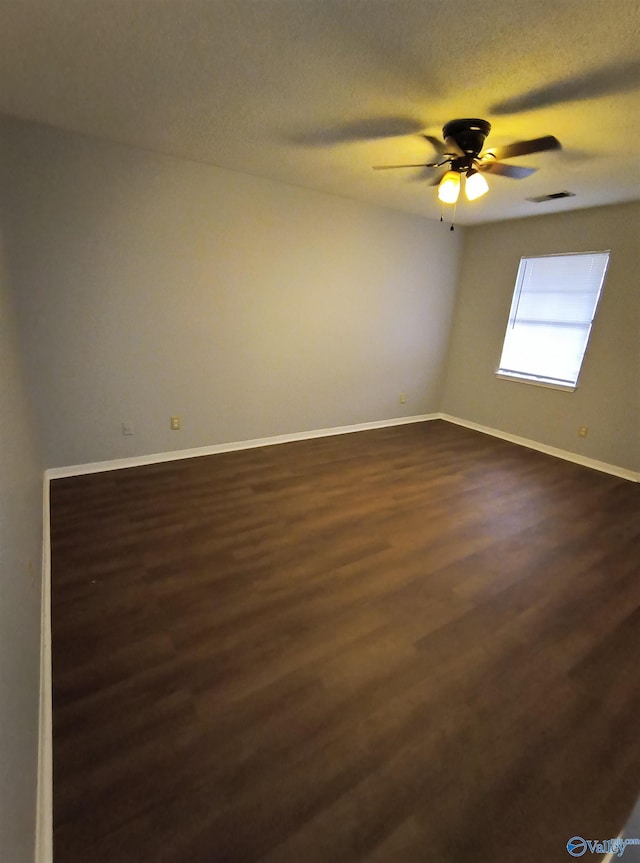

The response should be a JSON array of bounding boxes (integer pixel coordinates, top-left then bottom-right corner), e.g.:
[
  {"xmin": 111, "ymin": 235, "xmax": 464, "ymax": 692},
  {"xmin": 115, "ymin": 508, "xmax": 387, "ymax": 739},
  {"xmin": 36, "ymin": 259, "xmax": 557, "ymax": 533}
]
[{"xmin": 1, "ymin": 2, "xmax": 639, "ymax": 862}]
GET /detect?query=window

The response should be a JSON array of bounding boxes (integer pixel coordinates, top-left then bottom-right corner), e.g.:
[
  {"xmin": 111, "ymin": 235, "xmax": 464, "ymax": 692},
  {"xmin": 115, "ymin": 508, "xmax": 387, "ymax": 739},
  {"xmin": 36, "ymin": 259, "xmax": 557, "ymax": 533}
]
[{"xmin": 497, "ymin": 251, "xmax": 609, "ymax": 390}]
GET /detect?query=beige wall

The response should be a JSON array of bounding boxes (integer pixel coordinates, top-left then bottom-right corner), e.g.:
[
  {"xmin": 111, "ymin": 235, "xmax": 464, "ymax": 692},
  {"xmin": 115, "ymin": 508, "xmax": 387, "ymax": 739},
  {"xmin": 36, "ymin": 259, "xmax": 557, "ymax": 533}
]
[
  {"xmin": 0, "ymin": 117, "xmax": 462, "ymax": 468},
  {"xmin": 0, "ymin": 228, "xmax": 43, "ymax": 863},
  {"xmin": 442, "ymin": 202, "xmax": 640, "ymax": 472},
  {"xmin": 0, "ymin": 116, "xmax": 461, "ymax": 858}
]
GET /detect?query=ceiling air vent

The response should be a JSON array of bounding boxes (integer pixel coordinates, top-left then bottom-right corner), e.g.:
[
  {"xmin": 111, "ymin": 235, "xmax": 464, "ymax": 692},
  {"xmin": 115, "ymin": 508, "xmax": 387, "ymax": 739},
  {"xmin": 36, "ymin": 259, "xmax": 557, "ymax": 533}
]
[{"xmin": 526, "ymin": 191, "xmax": 576, "ymax": 203}]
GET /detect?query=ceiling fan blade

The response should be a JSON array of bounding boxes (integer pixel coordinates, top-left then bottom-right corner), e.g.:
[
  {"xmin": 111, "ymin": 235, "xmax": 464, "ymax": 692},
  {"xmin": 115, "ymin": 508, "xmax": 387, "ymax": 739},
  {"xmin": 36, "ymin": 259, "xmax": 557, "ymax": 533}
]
[
  {"xmin": 372, "ymin": 160, "xmax": 445, "ymax": 170},
  {"xmin": 429, "ymin": 170, "xmax": 447, "ymax": 187},
  {"xmin": 490, "ymin": 59, "xmax": 640, "ymax": 115},
  {"xmin": 485, "ymin": 136, "xmax": 561, "ymax": 161},
  {"xmin": 408, "ymin": 165, "xmax": 441, "ymax": 183},
  {"xmin": 439, "ymin": 137, "xmax": 466, "ymax": 158},
  {"xmin": 423, "ymin": 134, "xmax": 450, "ymax": 156},
  {"xmin": 288, "ymin": 117, "xmax": 425, "ymax": 146},
  {"xmin": 478, "ymin": 161, "xmax": 537, "ymax": 179}
]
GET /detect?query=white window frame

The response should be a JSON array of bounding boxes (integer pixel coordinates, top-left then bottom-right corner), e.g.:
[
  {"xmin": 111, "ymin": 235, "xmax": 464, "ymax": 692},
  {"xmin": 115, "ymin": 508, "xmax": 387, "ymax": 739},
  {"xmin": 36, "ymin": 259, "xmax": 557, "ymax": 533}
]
[{"xmin": 496, "ymin": 250, "xmax": 610, "ymax": 392}]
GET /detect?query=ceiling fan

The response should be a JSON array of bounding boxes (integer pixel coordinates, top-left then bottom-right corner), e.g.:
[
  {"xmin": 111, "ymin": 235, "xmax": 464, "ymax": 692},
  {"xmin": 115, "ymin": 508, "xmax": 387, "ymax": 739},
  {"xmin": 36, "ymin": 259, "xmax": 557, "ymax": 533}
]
[{"xmin": 373, "ymin": 118, "xmax": 561, "ymax": 203}]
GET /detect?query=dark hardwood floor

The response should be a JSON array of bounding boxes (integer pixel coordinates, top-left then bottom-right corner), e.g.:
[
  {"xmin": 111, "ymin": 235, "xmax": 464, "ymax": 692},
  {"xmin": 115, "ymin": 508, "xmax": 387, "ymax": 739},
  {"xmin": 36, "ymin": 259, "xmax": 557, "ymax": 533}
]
[{"xmin": 50, "ymin": 420, "xmax": 640, "ymax": 862}]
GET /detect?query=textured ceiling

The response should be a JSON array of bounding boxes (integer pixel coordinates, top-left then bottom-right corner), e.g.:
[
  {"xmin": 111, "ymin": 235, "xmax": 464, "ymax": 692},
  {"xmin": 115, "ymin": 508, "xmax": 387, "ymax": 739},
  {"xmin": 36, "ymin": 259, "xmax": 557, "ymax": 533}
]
[{"xmin": 1, "ymin": 0, "xmax": 639, "ymax": 224}]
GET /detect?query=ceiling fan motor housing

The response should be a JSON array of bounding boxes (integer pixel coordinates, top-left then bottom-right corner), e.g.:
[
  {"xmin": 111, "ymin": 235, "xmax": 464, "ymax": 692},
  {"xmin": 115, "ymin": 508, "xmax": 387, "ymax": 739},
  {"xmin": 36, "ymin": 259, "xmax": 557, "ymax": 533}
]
[{"xmin": 443, "ymin": 119, "xmax": 491, "ymax": 157}]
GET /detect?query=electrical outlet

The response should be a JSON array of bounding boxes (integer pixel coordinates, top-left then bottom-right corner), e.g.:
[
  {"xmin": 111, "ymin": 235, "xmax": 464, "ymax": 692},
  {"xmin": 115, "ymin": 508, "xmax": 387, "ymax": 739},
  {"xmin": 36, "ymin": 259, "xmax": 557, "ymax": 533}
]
[
  {"xmin": 578, "ymin": 426, "xmax": 589, "ymax": 438},
  {"xmin": 400, "ymin": 393, "xmax": 407, "ymax": 405},
  {"xmin": 122, "ymin": 421, "xmax": 134, "ymax": 436},
  {"xmin": 170, "ymin": 416, "xmax": 181, "ymax": 430}
]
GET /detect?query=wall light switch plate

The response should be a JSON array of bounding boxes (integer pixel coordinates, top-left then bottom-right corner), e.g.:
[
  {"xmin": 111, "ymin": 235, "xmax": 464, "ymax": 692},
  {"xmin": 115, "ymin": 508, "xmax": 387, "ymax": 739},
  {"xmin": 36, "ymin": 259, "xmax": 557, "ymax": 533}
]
[
  {"xmin": 122, "ymin": 421, "xmax": 134, "ymax": 436},
  {"xmin": 170, "ymin": 416, "xmax": 181, "ymax": 430}
]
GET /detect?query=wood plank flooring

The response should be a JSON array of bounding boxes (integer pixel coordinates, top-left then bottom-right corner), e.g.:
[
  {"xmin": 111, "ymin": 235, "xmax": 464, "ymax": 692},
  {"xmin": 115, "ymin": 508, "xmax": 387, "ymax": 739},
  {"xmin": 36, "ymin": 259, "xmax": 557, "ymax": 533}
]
[{"xmin": 50, "ymin": 420, "xmax": 640, "ymax": 862}]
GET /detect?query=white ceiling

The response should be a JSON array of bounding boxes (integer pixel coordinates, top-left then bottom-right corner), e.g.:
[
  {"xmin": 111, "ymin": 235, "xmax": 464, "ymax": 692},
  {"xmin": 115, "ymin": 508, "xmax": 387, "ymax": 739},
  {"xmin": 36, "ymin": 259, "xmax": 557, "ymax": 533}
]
[{"xmin": 1, "ymin": 0, "xmax": 639, "ymax": 224}]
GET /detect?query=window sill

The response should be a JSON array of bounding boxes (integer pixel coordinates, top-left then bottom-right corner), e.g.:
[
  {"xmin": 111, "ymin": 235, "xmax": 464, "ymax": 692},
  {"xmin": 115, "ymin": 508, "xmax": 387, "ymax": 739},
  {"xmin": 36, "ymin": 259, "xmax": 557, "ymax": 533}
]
[{"xmin": 496, "ymin": 372, "xmax": 576, "ymax": 392}]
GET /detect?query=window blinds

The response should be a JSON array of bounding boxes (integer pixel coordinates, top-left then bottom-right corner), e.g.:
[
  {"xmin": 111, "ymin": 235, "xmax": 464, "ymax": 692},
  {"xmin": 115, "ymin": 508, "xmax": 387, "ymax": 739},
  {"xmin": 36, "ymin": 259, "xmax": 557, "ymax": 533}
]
[{"xmin": 498, "ymin": 251, "xmax": 609, "ymax": 388}]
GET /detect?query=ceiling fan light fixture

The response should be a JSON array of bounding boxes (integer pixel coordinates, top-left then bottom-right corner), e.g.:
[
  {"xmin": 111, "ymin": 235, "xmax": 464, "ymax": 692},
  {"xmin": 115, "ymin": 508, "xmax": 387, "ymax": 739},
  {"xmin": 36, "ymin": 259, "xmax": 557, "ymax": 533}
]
[
  {"xmin": 438, "ymin": 170, "xmax": 461, "ymax": 204},
  {"xmin": 465, "ymin": 170, "xmax": 489, "ymax": 201}
]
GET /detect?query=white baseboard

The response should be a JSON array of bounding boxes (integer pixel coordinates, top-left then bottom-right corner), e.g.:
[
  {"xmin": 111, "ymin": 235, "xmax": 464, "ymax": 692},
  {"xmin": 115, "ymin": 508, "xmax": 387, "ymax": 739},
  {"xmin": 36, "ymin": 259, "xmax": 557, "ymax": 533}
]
[
  {"xmin": 45, "ymin": 414, "xmax": 438, "ymax": 480},
  {"xmin": 35, "ymin": 478, "xmax": 52, "ymax": 863},
  {"xmin": 46, "ymin": 413, "xmax": 638, "ymax": 484},
  {"xmin": 438, "ymin": 413, "xmax": 639, "ymax": 483}
]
